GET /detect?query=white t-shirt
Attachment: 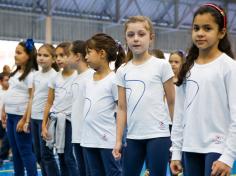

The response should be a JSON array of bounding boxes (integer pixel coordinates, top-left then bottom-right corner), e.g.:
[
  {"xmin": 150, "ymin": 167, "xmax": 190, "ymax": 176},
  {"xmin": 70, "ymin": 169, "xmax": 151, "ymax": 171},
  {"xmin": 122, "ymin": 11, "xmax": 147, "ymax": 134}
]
[
  {"xmin": 81, "ymin": 72, "xmax": 118, "ymax": 149},
  {"xmin": 0, "ymin": 88, "xmax": 7, "ymax": 120},
  {"xmin": 171, "ymin": 53, "xmax": 236, "ymax": 168},
  {"xmin": 49, "ymin": 71, "xmax": 77, "ymax": 115},
  {"xmin": 31, "ymin": 69, "xmax": 57, "ymax": 120},
  {"xmin": 116, "ymin": 56, "xmax": 174, "ymax": 139},
  {"xmin": 4, "ymin": 71, "xmax": 34, "ymax": 115},
  {"xmin": 71, "ymin": 69, "xmax": 94, "ymax": 143}
]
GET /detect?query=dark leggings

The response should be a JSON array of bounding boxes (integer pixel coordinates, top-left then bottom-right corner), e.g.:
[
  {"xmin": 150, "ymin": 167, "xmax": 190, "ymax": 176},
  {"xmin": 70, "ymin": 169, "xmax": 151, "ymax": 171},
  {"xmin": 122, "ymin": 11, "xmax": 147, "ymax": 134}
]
[
  {"xmin": 123, "ymin": 137, "xmax": 171, "ymax": 176},
  {"xmin": 183, "ymin": 152, "xmax": 221, "ymax": 176}
]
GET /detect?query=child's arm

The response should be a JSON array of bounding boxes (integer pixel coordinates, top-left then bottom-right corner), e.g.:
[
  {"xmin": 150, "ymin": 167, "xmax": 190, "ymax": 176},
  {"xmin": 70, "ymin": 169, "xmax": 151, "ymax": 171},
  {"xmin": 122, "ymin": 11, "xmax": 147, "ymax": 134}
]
[
  {"xmin": 170, "ymin": 85, "xmax": 185, "ymax": 175},
  {"xmin": 41, "ymin": 88, "xmax": 54, "ymax": 139},
  {"xmin": 113, "ymin": 86, "xmax": 127, "ymax": 160},
  {"xmin": 212, "ymin": 65, "xmax": 236, "ymax": 175},
  {"xmin": 1, "ymin": 105, "xmax": 6, "ymax": 128},
  {"xmin": 163, "ymin": 78, "xmax": 175, "ymax": 121},
  {"xmin": 16, "ymin": 88, "xmax": 33, "ymax": 132}
]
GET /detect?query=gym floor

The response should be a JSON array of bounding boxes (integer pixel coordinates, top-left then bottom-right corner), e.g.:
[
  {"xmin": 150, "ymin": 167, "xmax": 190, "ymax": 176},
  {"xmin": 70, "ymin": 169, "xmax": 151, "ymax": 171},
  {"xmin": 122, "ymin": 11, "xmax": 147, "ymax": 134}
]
[{"xmin": 0, "ymin": 160, "xmax": 236, "ymax": 176}]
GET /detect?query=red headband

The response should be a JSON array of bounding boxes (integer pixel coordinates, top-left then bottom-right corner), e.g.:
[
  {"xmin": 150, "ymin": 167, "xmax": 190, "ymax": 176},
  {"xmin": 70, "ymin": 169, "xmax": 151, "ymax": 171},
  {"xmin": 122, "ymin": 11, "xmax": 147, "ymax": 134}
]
[{"xmin": 203, "ymin": 3, "xmax": 227, "ymax": 28}]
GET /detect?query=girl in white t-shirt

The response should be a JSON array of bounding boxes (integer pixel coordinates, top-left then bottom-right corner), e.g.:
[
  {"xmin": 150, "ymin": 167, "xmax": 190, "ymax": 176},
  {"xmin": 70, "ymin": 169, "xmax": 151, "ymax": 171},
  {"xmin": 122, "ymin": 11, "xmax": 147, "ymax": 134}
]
[
  {"xmin": 112, "ymin": 16, "xmax": 175, "ymax": 176},
  {"xmin": 68, "ymin": 40, "xmax": 94, "ymax": 176},
  {"xmin": 2, "ymin": 39, "xmax": 38, "ymax": 176},
  {"xmin": 170, "ymin": 4, "xmax": 236, "ymax": 176},
  {"xmin": 169, "ymin": 50, "xmax": 186, "ymax": 84},
  {"xmin": 31, "ymin": 44, "xmax": 59, "ymax": 176},
  {"xmin": 81, "ymin": 33, "xmax": 125, "ymax": 176},
  {"xmin": 42, "ymin": 42, "xmax": 78, "ymax": 176}
]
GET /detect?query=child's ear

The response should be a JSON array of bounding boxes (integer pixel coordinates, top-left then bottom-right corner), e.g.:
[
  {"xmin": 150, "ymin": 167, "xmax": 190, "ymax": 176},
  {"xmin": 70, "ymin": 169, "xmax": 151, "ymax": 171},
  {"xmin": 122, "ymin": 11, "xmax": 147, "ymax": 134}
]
[
  {"xmin": 150, "ymin": 33, "xmax": 155, "ymax": 41},
  {"xmin": 76, "ymin": 53, "xmax": 81, "ymax": 60},
  {"xmin": 219, "ymin": 28, "xmax": 226, "ymax": 39},
  {"xmin": 99, "ymin": 49, "xmax": 106, "ymax": 59}
]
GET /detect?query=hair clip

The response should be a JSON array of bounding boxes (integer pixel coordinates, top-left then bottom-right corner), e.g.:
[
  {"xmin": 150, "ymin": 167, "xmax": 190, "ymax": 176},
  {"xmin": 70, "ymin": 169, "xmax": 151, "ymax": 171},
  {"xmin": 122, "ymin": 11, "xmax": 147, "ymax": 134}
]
[
  {"xmin": 177, "ymin": 50, "xmax": 186, "ymax": 57},
  {"xmin": 25, "ymin": 38, "xmax": 35, "ymax": 52}
]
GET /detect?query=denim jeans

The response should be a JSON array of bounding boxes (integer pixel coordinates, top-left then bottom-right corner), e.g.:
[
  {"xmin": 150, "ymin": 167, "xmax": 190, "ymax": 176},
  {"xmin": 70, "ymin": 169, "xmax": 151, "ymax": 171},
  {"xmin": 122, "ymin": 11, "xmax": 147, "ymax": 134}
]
[
  {"xmin": 31, "ymin": 119, "xmax": 60, "ymax": 176},
  {"xmin": 6, "ymin": 114, "xmax": 38, "ymax": 176},
  {"xmin": 58, "ymin": 120, "xmax": 78, "ymax": 176},
  {"xmin": 83, "ymin": 147, "xmax": 122, "ymax": 176}
]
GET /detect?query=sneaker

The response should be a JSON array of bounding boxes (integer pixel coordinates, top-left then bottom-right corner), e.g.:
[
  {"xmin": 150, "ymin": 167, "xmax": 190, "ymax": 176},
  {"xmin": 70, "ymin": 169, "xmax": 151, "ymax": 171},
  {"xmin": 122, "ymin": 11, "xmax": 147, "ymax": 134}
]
[{"xmin": 144, "ymin": 169, "xmax": 150, "ymax": 176}]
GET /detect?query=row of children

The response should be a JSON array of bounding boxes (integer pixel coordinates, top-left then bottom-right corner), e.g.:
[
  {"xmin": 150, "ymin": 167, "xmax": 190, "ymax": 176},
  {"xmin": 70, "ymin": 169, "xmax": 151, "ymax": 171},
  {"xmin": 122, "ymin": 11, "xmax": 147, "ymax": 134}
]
[{"xmin": 1, "ymin": 3, "xmax": 236, "ymax": 176}]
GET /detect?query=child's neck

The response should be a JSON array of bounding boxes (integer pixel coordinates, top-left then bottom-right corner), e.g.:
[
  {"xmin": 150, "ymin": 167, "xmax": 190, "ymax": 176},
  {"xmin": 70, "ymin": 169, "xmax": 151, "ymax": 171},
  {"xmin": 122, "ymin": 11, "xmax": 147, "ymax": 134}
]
[
  {"xmin": 197, "ymin": 48, "xmax": 222, "ymax": 64},
  {"xmin": 19, "ymin": 65, "xmax": 25, "ymax": 73},
  {"xmin": 173, "ymin": 76, "xmax": 178, "ymax": 83},
  {"xmin": 62, "ymin": 67, "xmax": 74, "ymax": 77},
  {"xmin": 0, "ymin": 85, "xmax": 8, "ymax": 91},
  {"xmin": 41, "ymin": 66, "xmax": 51, "ymax": 73},
  {"xmin": 132, "ymin": 51, "xmax": 151, "ymax": 65},
  {"xmin": 93, "ymin": 64, "xmax": 111, "ymax": 81},
  {"xmin": 77, "ymin": 63, "xmax": 89, "ymax": 74}
]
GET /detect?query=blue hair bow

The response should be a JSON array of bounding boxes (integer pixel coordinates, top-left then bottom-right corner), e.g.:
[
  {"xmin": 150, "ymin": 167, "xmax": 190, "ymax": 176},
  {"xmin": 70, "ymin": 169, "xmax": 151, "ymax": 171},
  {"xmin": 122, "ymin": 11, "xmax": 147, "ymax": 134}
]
[{"xmin": 25, "ymin": 38, "xmax": 34, "ymax": 52}]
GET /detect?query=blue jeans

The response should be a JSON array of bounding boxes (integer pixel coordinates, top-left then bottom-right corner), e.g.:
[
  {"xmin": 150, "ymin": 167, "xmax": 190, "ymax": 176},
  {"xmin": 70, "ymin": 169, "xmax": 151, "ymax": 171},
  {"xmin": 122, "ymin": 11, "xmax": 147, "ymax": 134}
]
[
  {"xmin": 123, "ymin": 137, "xmax": 171, "ymax": 176},
  {"xmin": 58, "ymin": 120, "xmax": 78, "ymax": 176},
  {"xmin": 83, "ymin": 147, "xmax": 122, "ymax": 176},
  {"xmin": 74, "ymin": 143, "xmax": 91, "ymax": 176},
  {"xmin": 31, "ymin": 119, "xmax": 59, "ymax": 176},
  {"xmin": 183, "ymin": 152, "xmax": 221, "ymax": 176},
  {"xmin": 0, "ymin": 121, "xmax": 10, "ymax": 160},
  {"xmin": 6, "ymin": 114, "xmax": 38, "ymax": 176}
]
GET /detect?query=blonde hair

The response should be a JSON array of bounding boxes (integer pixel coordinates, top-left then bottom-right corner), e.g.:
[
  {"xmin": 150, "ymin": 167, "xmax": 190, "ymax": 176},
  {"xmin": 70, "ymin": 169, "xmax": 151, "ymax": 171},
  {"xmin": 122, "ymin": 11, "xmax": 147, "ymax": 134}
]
[
  {"xmin": 39, "ymin": 44, "xmax": 56, "ymax": 58},
  {"xmin": 124, "ymin": 16, "xmax": 154, "ymax": 35},
  {"xmin": 124, "ymin": 16, "xmax": 154, "ymax": 62},
  {"xmin": 38, "ymin": 43, "xmax": 59, "ymax": 71}
]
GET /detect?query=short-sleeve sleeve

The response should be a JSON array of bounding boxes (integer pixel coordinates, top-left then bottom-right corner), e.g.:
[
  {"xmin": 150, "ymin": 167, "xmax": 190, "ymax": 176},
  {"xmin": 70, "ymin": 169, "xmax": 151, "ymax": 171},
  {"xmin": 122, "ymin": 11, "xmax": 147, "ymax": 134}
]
[
  {"xmin": 25, "ymin": 71, "xmax": 34, "ymax": 88},
  {"xmin": 115, "ymin": 65, "xmax": 126, "ymax": 87},
  {"xmin": 161, "ymin": 61, "xmax": 174, "ymax": 83},
  {"xmin": 111, "ymin": 81, "xmax": 118, "ymax": 101},
  {"xmin": 48, "ymin": 73, "xmax": 58, "ymax": 89}
]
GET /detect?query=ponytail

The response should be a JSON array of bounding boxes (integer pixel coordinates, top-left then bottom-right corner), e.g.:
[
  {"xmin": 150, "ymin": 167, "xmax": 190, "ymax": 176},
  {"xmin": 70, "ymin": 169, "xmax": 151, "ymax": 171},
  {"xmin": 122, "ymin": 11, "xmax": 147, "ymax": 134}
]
[{"xmin": 114, "ymin": 42, "xmax": 126, "ymax": 72}]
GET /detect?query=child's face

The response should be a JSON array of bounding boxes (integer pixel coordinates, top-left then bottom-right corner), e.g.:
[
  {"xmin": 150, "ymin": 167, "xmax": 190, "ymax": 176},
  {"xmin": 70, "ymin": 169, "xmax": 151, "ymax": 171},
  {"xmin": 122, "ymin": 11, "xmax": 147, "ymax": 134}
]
[
  {"xmin": 192, "ymin": 13, "xmax": 225, "ymax": 52},
  {"xmin": 85, "ymin": 48, "xmax": 101, "ymax": 70},
  {"xmin": 169, "ymin": 54, "xmax": 182, "ymax": 75},
  {"xmin": 37, "ymin": 47, "xmax": 53, "ymax": 70},
  {"xmin": 55, "ymin": 47, "xmax": 69, "ymax": 69},
  {"xmin": 0, "ymin": 76, "xmax": 9, "ymax": 89},
  {"xmin": 14, "ymin": 44, "xmax": 29, "ymax": 67},
  {"xmin": 125, "ymin": 22, "xmax": 153, "ymax": 56},
  {"xmin": 68, "ymin": 49, "xmax": 80, "ymax": 69}
]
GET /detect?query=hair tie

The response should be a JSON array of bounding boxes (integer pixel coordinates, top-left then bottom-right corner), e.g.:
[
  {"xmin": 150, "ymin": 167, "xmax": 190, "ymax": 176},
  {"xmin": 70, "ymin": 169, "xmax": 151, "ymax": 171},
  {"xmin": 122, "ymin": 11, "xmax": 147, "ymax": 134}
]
[
  {"xmin": 203, "ymin": 3, "xmax": 227, "ymax": 28},
  {"xmin": 25, "ymin": 38, "xmax": 35, "ymax": 52},
  {"xmin": 115, "ymin": 40, "xmax": 122, "ymax": 55},
  {"xmin": 177, "ymin": 50, "xmax": 186, "ymax": 57}
]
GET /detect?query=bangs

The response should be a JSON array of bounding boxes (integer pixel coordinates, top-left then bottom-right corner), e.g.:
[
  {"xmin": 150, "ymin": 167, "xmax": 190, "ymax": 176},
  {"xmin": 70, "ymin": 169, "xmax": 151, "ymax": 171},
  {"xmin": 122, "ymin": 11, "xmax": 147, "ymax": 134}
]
[{"xmin": 86, "ymin": 39, "xmax": 97, "ymax": 51}]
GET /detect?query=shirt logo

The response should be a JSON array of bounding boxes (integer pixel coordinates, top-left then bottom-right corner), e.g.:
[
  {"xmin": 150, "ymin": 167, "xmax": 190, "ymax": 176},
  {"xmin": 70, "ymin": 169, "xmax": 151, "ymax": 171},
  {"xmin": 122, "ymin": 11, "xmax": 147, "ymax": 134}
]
[{"xmin": 212, "ymin": 135, "xmax": 224, "ymax": 144}]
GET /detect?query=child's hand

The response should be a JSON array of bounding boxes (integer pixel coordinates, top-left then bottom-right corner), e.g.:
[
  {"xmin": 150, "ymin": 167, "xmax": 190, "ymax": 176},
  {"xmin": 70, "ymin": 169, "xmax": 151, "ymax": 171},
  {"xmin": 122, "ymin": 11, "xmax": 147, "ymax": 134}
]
[
  {"xmin": 23, "ymin": 122, "xmax": 30, "ymax": 133},
  {"xmin": 16, "ymin": 117, "xmax": 26, "ymax": 132},
  {"xmin": 170, "ymin": 160, "xmax": 183, "ymax": 175},
  {"xmin": 112, "ymin": 142, "xmax": 122, "ymax": 160},
  {"xmin": 1, "ymin": 113, "xmax": 7, "ymax": 128},
  {"xmin": 41, "ymin": 124, "xmax": 49, "ymax": 140},
  {"xmin": 211, "ymin": 160, "xmax": 231, "ymax": 176}
]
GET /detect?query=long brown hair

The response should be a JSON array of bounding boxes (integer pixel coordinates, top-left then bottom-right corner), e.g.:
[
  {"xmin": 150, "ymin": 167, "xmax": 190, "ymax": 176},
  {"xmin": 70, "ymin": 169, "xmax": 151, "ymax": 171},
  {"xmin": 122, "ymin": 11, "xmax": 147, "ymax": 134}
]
[
  {"xmin": 177, "ymin": 4, "xmax": 234, "ymax": 86},
  {"xmin": 86, "ymin": 33, "xmax": 125, "ymax": 71},
  {"xmin": 11, "ymin": 40, "xmax": 38, "ymax": 81}
]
